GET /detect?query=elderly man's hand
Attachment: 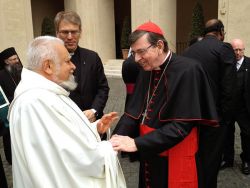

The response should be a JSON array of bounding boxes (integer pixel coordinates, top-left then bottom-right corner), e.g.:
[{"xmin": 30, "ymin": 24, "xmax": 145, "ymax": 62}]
[
  {"xmin": 110, "ymin": 135, "xmax": 138, "ymax": 152},
  {"xmin": 97, "ymin": 112, "xmax": 118, "ymax": 134},
  {"xmin": 83, "ymin": 109, "xmax": 96, "ymax": 123}
]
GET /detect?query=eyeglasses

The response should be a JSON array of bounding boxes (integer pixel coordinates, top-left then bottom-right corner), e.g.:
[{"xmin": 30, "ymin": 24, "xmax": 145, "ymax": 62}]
[
  {"xmin": 58, "ymin": 30, "xmax": 81, "ymax": 37},
  {"xmin": 234, "ymin": 48, "xmax": 245, "ymax": 52},
  {"xmin": 220, "ymin": 29, "xmax": 226, "ymax": 36},
  {"xmin": 131, "ymin": 44, "xmax": 154, "ymax": 57}
]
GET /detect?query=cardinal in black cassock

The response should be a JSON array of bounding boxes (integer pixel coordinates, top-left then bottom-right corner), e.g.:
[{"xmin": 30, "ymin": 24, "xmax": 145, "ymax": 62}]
[{"xmin": 111, "ymin": 21, "xmax": 219, "ymax": 188}]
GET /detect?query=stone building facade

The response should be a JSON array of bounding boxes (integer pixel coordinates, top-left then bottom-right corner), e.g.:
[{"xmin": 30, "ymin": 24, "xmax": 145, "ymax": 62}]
[{"xmin": 0, "ymin": 0, "xmax": 250, "ymax": 64}]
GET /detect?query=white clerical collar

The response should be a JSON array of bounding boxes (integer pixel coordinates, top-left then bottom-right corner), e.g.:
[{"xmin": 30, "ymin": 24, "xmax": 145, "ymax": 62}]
[
  {"xmin": 163, "ymin": 50, "xmax": 171, "ymax": 64},
  {"xmin": 156, "ymin": 50, "xmax": 171, "ymax": 70}
]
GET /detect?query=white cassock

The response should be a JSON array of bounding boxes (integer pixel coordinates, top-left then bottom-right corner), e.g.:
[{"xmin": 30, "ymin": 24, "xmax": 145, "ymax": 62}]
[{"xmin": 8, "ymin": 68, "xmax": 126, "ymax": 188}]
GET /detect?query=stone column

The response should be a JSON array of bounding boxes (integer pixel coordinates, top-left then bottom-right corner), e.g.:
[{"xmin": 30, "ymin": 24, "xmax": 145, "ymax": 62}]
[
  {"xmin": 219, "ymin": 0, "xmax": 250, "ymax": 55},
  {"xmin": 131, "ymin": 0, "xmax": 176, "ymax": 52},
  {"xmin": 64, "ymin": 0, "xmax": 116, "ymax": 64},
  {"xmin": 0, "ymin": 0, "xmax": 33, "ymax": 65}
]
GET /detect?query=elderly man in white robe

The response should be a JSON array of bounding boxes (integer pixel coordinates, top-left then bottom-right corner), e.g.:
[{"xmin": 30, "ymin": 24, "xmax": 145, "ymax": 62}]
[{"xmin": 8, "ymin": 36, "xmax": 126, "ymax": 188}]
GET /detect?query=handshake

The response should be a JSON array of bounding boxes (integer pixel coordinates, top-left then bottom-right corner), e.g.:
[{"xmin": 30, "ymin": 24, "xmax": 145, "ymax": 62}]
[{"xmin": 96, "ymin": 111, "xmax": 137, "ymax": 153}]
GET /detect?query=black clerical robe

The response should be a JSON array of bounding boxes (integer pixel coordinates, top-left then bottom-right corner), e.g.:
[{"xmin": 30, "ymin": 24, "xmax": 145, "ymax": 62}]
[
  {"xmin": 0, "ymin": 68, "xmax": 20, "ymax": 165},
  {"xmin": 0, "ymin": 69, "xmax": 19, "ymax": 102},
  {"xmin": 182, "ymin": 36, "xmax": 237, "ymax": 188},
  {"xmin": 114, "ymin": 53, "xmax": 218, "ymax": 188},
  {"xmin": 122, "ymin": 55, "xmax": 140, "ymax": 106},
  {"xmin": 69, "ymin": 46, "xmax": 109, "ymax": 119}
]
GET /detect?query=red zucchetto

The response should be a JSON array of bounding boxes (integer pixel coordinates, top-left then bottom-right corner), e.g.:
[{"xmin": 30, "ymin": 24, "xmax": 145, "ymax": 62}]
[{"xmin": 135, "ymin": 21, "xmax": 164, "ymax": 35}]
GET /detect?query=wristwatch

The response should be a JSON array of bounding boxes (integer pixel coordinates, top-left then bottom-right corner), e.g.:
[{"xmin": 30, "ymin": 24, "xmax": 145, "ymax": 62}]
[
  {"xmin": 94, "ymin": 111, "xmax": 99, "ymax": 118},
  {"xmin": 91, "ymin": 109, "xmax": 99, "ymax": 119}
]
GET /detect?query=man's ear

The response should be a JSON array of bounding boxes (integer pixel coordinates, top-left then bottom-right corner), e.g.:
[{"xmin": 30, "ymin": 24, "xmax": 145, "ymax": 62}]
[
  {"xmin": 56, "ymin": 30, "xmax": 60, "ymax": 38},
  {"xmin": 157, "ymin": 40, "xmax": 164, "ymax": 53},
  {"xmin": 42, "ymin": 60, "xmax": 54, "ymax": 75},
  {"xmin": 4, "ymin": 60, "xmax": 9, "ymax": 65}
]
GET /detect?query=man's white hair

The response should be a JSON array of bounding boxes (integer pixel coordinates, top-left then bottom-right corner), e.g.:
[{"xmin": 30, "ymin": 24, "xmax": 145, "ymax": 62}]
[{"xmin": 26, "ymin": 36, "xmax": 64, "ymax": 70}]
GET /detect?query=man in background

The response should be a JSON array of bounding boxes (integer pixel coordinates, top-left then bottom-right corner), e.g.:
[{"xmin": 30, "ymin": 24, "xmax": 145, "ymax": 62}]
[
  {"xmin": 0, "ymin": 47, "xmax": 22, "ymax": 165},
  {"xmin": 183, "ymin": 19, "xmax": 237, "ymax": 188},
  {"xmin": 0, "ymin": 47, "xmax": 22, "ymax": 106},
  {"xmin": 221, "ymin": 38, "xmax": 250, "ymax": 175},
  {"xmin": 54, "ymin": 11, "xmax": 109, "ymax": 122},
  {"xmin": 122, "ymin": 54, "xmax": 140, "ymax": 107}
]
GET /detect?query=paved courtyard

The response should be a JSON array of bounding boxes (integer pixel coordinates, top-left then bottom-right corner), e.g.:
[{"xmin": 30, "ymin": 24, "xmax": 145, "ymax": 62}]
[{"xmin": 1, "ymin": 76, "xmax": 250, "ymax": 187}]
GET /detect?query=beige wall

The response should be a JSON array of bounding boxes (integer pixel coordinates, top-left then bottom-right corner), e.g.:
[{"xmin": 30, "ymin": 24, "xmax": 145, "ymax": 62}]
[
  {"xmin": 0, "ymin": 0, "xmax": 115, "ymax": 64},
  {"xmin": 2, "ymin": 0, "xmax": 250, "ymax": 64},
  {"xmin": 65, "ymin": 0, "xmax": 116, "ymax": 63},
  {"xmin": 0, "ymin": 0, "xmax": 33, "ymax": 65},
  {"xmin": 132, "ymin": 0, "xmax": 176, "ymax": 51},
  {"xmin": 219, "ymin": 0, "xmax": 250, "ymax": 56}
]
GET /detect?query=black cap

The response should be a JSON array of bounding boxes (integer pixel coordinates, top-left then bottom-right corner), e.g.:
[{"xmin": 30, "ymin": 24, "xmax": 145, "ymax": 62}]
[{"xmin": 1, "ymin": 47, "xmax": 17, "ymax": 61}]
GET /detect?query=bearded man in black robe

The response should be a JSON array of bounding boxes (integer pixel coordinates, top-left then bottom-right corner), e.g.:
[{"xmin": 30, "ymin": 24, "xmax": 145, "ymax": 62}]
[{"xmin": 0, "ymin": 47, "xmax": 22, "ymax": 188}]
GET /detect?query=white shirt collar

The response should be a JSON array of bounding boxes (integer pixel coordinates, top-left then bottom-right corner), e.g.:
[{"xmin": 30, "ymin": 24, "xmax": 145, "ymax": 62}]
[{"xmin": 237, "ymin": 57, "xmax": 244, "ymax": 70}]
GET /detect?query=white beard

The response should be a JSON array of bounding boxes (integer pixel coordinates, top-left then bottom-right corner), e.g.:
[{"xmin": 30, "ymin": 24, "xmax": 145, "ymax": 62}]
[{"xmin": 58, "ymin": 74, "xmax": 77, "ymax": 91}]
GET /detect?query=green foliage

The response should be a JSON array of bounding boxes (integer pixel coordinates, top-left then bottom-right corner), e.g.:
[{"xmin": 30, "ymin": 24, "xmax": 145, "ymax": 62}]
[
  {"xmin": 190, "ymin": 2, "xmax": 205, "ymax": 40},
  {"xmin": 120, "ymin": 16, "xmax": 131, "ymax": 49},
  {"xmin": 41, "ymin": 17, "xmax": 55, "ymax": 36}
]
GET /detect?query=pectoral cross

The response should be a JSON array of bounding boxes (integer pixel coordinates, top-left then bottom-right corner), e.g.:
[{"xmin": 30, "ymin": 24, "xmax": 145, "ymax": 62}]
[{"xmin": 141, "ymin": 109, "xmax": 147, "ymax": 124}]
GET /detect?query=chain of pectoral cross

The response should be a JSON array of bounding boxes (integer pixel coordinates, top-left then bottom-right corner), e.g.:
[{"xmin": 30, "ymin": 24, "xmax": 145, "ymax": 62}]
[{"xmin": 141, "ymin": 51, "xmax": 172, "ymax": 124}]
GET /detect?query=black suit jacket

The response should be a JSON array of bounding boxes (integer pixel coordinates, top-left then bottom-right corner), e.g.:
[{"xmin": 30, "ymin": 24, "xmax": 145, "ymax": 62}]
[
  {"xmin": 183, "ymin": 35, "xmax": 237, "ymax": 119},
  {"xmin": 69, "ymin": 46, "xmax": 109, "ymax": 119},
  {"xmin": 242, "ymin": 56, "xmax": 250, "ymax": 114}
]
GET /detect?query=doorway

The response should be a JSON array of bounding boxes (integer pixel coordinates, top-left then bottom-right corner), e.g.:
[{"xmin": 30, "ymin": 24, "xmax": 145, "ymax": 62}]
[
  {"xmin": 114, "ymin": 0, "xmax": 131, "ymax": 59},
  {"xmin": 31, "ymin": 0, "xmax": 64, "ymax": 37}
]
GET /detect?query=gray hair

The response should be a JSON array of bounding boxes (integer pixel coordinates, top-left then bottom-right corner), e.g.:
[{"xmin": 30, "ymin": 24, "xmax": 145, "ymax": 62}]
[
  {"xmin": 54, "ymin": 11, "xmax": 82, "ymax": 32},
  {"xmin": 26, "ymin": 36, "xmax": 64, "ymax": 71}
]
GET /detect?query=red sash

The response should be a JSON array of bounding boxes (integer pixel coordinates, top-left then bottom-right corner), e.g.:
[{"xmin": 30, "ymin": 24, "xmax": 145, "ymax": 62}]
[
  {"xmin": 126, "ymin": 83, "xmax": 135, "ymax": 94},
  {"xmin": 140, "ymin": 124, "xmax": 198, "ymax": 188}
]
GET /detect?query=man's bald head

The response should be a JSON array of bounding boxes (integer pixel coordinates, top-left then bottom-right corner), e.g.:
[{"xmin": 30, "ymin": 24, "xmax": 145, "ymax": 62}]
[
  {"xmin": 231, "ymin": 39, "xmax": 245, "ymax": 61},
  {"xmin": 204, "ymin": 19, "xmax": 225, "ymax": 41},
  {"xmin": 205, "ymin": 19, "xmax": 220, "ymax": 28},
  {"xmin": 231, "ymin": 39, "xmax": 244, "ymax": 48}
]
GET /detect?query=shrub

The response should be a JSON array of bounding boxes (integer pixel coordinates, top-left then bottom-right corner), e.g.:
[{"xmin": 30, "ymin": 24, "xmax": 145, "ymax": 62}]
[
  {"xmin": 41, "ymin": 17, "xmax": 55, "ymax": 36},
  {"xmin": 189, "ymin": 2, "xmax": 205, "ymax": 40}
]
